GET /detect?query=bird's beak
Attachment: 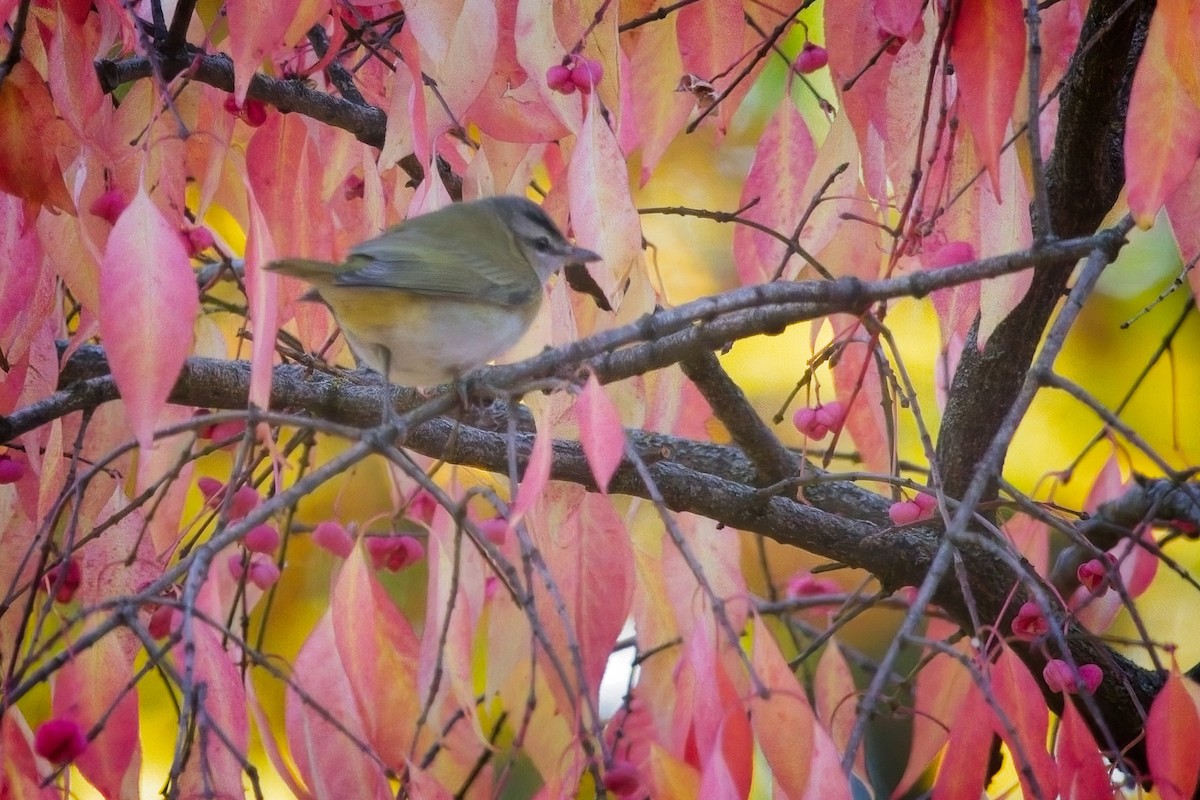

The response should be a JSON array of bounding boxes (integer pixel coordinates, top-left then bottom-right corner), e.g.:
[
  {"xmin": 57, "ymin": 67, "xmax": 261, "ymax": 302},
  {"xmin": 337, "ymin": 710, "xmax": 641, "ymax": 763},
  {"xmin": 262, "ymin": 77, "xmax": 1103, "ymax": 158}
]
[{"xmin": 569, "ymin": 245, "xmax": 602, "ymax": 264}]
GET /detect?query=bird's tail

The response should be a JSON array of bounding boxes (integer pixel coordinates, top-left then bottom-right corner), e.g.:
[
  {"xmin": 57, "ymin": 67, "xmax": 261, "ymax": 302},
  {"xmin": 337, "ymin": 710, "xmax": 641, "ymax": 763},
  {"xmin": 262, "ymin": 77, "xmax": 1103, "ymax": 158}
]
[{"xmin": 265, "ymin": 258, "xmax": 340, "ymax": 281}]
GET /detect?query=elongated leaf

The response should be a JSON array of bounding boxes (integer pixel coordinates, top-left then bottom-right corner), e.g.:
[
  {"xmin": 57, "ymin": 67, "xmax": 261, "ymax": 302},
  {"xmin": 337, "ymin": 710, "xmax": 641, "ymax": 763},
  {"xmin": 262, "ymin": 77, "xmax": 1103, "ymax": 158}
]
[
  {"xmin": 1125, "ymin": 0, "xmax": 1200, "ymax": 227},
  {"xmin": 1056, "ymin": 701, "xmax": 1116, "ymax": 800},
  {"xmin": 574, "ymin": 372, "xmax": 625, "ymax": 492},
  {"xmin": 950, "ymin": 0, "xmax": 1025, "ymax": 195},
  {"xmin": 1147, "ymin": 670, "xmax": 1200, "ymax": 800},
  {"xmin": 100, "ymin": 186, "xmax": 198, "ymax": 450}
]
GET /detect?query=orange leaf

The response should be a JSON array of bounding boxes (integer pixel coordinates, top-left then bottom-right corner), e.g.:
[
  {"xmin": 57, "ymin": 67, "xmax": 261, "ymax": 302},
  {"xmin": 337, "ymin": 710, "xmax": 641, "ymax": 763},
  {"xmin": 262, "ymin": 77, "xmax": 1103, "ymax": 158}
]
[
  {"xmin": 894, "ymin": 619, "xmax": 973, "ymax": 797},
  {"xmin": 100, "ymin": 186, "xmax": 199, "ymax": 450},
  {"xmin": 174, "ymin": 626, "xmax": 249, "ymax": 798},
  {"xmin": 1125, "ymin": 2, "xmax": 1200, "ymax": 228},
  {"xmin": 1147, "ymin": 670, "xmax": 1200, "ymax": 800},
  {"xmin": 0, "ymin": 61, "xmax": 74, "ymax": 214},
  {"xmin": 950, "ymin": 0, "xmax": 1025, "ymax": 196}
]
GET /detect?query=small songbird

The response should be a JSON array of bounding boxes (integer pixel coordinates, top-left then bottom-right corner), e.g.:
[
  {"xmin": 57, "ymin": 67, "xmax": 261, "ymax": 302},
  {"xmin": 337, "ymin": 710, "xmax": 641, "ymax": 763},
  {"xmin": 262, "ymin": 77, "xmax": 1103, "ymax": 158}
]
[{"xmin": 267, "ymin": 196, "xmax": 601, "ymax": 386}]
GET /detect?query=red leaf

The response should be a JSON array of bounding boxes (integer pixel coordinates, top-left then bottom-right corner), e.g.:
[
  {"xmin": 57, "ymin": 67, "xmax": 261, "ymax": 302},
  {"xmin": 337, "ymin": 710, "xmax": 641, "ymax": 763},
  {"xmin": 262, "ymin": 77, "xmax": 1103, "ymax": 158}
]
[
  {"xmin": 574, "ymin": 372, "xmax": 625, "ymax": 492},
  {"xmin": 991, "ymin": 645, "xmax": 1058, "ymax": 799},
  {"xmin": 931, "ymin": 682, "xmax": 992, "ymax": 800},
  {"xmin": 510, "ymin": 396, "xmax": 554, "ymax": 523},
  {"xmin": 950, "ymin": 0, "xmax": 1025, "ymax": 196},
  {"xmin": 1125, "ymin": 0, "xmax": 1200, "ymax": 228},
  {"xmin": 874, "ymin": 0, "xmax": 924, "ymax": 38},
  {"xmin": 100, "ymin": 186, "xmax": 199, "ymax": 450},
  {"xmin": 1147, "ymin": 670, "xmax": 1200, "ymax": 800},
  {"xmin": 1056, "ymin": 701, "xmax": 1116, "ymax": 800}
]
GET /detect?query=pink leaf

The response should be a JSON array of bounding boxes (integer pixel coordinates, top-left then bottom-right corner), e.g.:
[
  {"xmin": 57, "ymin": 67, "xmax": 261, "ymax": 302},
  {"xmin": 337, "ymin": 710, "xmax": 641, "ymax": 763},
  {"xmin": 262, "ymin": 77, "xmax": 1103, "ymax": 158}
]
[
  {"xmin": 574, "ymin": 372, "xmax": 625, "ymax": 492},
  {"xmin": 748, "ymin": 617, "xmax": 814, "ymax": 798},
  {"xmin": 510, "ymin": 397, "xmax": 553, "ymax": 523},
  {"xmin": 1125, "ymin": 0, "xmax": 1200, "ymax": 228},
  {"xmin": 52, "ymin": 635, "xmax": 141, "ymax": 796},
  {"xmin": 100, "ymin": 186, "xmax": 198, "ymax": 450},
  {"xmin": 174, "ymin": 626, "xmax": 249, "ymax": 798},
  {"xmin": 1147, "ymin": 670, "xmax": 1200, "ymax": 800},
  {"xmin": 226, "ymin": 0, "xmax": 297, "ymax": 106},
  {"xmin": 330, "ymin": 545, "xmax": 421, "ymax": 768},
  {"xmin": 732, "ymin": 101, "xmax": 816, "ymax": 285},
  {"xmin": 286, "ymin": 613, "xmax": 392, "ymax": 798},
  {"xmin": 895, "ymin": 618, "xmax": 973, "ymax": 796},
  {"xmin": 949, "ymin": 0, "xmax": 1025, "ymax": 195},
  {"xmin": 815, "ymin": 640, "xmax": 868, "ymax": 782}
]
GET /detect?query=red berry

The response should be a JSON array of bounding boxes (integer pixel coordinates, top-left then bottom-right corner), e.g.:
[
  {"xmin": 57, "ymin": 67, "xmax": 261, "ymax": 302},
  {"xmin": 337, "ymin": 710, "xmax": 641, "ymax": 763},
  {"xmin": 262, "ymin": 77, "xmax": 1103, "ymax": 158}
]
[
  {"xmin": 366, "ymin": 535, "xmax": 425, "ymax": 572},
  {"xmin": 45, "ymin": 559, "xmax": 82, "ymax": 603},
  {"xmin": 34, "ymin": 718, "xmax": 88, "ymax": 764},
  {"xmin": 0, "ymin": 456, "xmax": 24, "ymax": 484}
]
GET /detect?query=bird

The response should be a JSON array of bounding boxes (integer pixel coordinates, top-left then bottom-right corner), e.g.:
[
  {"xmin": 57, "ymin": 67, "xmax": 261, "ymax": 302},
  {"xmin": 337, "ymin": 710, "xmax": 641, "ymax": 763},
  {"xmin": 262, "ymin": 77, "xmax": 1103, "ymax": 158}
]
[{"xmin": 267, "ymin": 195, "xmax": 602, "ymax": 388}]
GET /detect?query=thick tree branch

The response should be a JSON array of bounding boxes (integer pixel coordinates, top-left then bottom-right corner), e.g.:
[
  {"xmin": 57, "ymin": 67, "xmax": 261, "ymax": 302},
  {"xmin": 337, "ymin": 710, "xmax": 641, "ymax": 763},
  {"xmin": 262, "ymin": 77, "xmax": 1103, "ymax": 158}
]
[{"xmin": 935, "ymin": 0, "xmax": 1155, "ymax": 500}]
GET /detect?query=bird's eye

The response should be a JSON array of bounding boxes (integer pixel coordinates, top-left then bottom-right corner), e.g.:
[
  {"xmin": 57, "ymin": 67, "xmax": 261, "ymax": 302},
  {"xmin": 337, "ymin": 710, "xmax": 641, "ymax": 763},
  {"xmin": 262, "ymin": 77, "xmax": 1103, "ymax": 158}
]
[{"xmin": 532, "ymin": 235, "xmax": 552, "ymax": 252}]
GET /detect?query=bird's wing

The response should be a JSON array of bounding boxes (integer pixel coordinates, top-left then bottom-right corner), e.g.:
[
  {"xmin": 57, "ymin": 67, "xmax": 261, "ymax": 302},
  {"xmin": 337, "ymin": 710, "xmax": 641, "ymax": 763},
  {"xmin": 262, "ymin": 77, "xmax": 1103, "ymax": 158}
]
[{"xmin": 333, "ymin": 215, "xmax": 540, "ymax": 307}]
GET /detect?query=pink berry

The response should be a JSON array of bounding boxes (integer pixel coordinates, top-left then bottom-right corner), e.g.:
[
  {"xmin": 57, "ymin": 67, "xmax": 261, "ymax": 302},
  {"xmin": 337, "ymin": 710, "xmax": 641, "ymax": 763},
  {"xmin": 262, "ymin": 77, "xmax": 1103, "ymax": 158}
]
[
  {"xmin": 184, "ymin": 226, "xmax": 215, "ymax": 257},
  {"xmin": 795, "ymin": 42, "xmax": 828, "ymax": 74},
  {"xmin": 408, "ymin": 491, "xmax": 438, "ymax": 525},
  {"xmin": 245, "ymin": 554, "xmax": 281, "ymax": 589},
  {"xmin": 568, "ymin": 55, "xmax": 604, "ymax": 93},
  {"xmin": 1011, "ymin": 601, "xmax": 1048, "ymax": 641},
  {"xmin": 147, "ymin": 605, "xmax": 180, "ymax": 639},
  {"xmin": 241, "ymin": 99, "xmax": 268, "ymax": 127},
  {"xmin": 785, "ymin": 572, "xmax": 839, "ymax": 599},
  {"xmin": 913, "ymin": 492, "xmax": 938, "ymax": 513},
  {"xmin": 229, "ymin": 486, "xmax": 261, "ymax": 520},
  {"xmin": 244, "ymin": 524, "xmax": 281, "ymax": 554},
  {"xmin": 313, "ymin": 521, "xmax": 355, "ymax": 558},
  {"xmin": 1042, "ymin": 659, "xmax": 1074, "ymax": 693},
  {"xmin": 197, "ymin": 477, "xmax": 224, "ymax": 501},
  {"xmin": 0, "ymin": 456, "xmax": 24, "ymax": 484},
  {"xmin": 88, "ymin": 188, "xmax": 128, "ymax": 225},
  {"xmin": 888, "ymin": 500, "xmax": 922, "ymax": 526},
  {"xmin": 547, "ymin": 64, "xmax": 576, "ymax": 94},
  {"xmin": 366, "ymin": 535, "xmax": 425, "ymax": 572},
  {"xmin": 1078, "ymin": 663, "xmax": 1103, "ymax": 694},
  {"xmin": 34, "ymin": 718, "xmax": 88, "ymax": 764},
  {"xmin": 1076, "ymin": 558, "xmax": 1110, "ymax": 593}
]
